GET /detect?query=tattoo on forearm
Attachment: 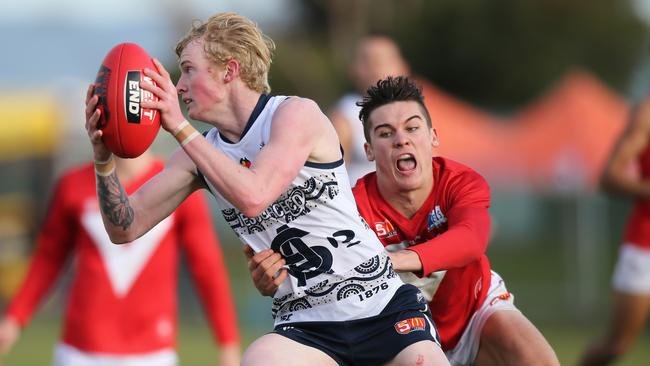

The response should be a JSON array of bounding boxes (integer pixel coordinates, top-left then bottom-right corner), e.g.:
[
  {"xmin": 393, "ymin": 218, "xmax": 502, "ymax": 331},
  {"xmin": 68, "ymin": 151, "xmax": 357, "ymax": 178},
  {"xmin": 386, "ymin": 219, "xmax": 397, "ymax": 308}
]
[{"xmin": 96, "ymin": 172, "xmax": 134, "ymax": 230}]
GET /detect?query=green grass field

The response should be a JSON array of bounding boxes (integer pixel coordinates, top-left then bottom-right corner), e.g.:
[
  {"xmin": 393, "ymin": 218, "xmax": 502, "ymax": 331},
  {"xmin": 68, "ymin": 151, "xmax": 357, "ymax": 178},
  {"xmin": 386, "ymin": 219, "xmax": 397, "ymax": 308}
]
[{"xmin": 2, "ymin": 316, "xmax": 649, "ymax": 365}]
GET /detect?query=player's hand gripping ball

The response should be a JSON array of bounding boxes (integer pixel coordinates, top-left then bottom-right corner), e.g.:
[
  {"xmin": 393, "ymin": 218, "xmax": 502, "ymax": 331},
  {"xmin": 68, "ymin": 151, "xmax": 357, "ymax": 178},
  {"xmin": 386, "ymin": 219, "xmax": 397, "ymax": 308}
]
[{"xmin": 94, "ymin": 43, "xmax": 161, "ymax": 158}]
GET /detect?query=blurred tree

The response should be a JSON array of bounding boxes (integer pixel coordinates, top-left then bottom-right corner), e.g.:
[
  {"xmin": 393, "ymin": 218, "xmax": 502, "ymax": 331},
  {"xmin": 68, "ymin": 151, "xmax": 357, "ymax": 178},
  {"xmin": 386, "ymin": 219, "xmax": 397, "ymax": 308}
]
[{"xmin": 275, "ymin": 0, "xmax": 648, "ymax": 111}]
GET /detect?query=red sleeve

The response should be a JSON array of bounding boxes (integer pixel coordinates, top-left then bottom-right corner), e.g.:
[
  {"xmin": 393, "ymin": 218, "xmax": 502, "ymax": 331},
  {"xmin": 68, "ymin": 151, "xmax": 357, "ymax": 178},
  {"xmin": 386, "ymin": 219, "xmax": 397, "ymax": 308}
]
[
  {"xmin": 176, "ymin": 191, "xmax": 240, "ymax": 346},
  {"xmin": 409, "ymin": 171, "xmax": 491, "ymax": 277},
  {"xmin": 4, "ymin": 176, "xmax": 76, "ymax": 326}
]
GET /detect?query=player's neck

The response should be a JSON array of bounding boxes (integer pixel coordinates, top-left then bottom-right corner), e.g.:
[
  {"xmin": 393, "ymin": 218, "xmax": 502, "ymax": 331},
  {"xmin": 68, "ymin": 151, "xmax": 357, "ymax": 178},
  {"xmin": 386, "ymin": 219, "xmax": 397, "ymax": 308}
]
[
  {"xmin": 215, "ymin": 85, "xmax": 262, "ymax": 143},
  {"xmin": 379, "ymin": 179, "xmax": 433, "ymax": 219}
]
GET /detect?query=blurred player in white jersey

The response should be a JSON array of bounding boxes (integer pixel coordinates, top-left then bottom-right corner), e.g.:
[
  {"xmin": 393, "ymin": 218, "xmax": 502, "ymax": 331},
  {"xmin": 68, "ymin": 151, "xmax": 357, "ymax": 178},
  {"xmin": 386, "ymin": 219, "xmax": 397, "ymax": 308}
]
[{"xmin": 329, "ymin": 35, "xmax": 410, "ymax": 185}]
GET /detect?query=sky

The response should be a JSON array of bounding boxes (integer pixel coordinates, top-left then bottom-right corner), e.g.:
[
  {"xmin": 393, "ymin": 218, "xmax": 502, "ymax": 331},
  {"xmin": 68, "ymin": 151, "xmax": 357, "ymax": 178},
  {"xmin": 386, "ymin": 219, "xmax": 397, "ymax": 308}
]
[
  {"xmin": 0, "ymin": 0, "xmax": 298, "ymax": 88},
  {"xmin": 0, "ymin": 0, "xmax": 297, "ymax": 27}
]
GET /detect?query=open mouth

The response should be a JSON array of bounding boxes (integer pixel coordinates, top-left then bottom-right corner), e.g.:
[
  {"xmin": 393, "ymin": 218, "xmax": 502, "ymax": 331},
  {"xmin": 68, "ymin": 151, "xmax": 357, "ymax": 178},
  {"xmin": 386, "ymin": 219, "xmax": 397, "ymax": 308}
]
[
  {"xmin": 183, "ymin": 97, "xmax": 193, "ymax": 106},
  {"xmin": 396, "ymin": 153, "xmax": 417, "ymax": 172}
]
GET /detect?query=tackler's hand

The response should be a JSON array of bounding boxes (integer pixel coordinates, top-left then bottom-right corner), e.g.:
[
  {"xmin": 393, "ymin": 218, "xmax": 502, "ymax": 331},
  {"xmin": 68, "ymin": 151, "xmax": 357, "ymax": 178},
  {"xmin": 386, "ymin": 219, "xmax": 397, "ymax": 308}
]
[{"xmin": 244, "ymin": 245, "xmax": 287, "ymax": 297}]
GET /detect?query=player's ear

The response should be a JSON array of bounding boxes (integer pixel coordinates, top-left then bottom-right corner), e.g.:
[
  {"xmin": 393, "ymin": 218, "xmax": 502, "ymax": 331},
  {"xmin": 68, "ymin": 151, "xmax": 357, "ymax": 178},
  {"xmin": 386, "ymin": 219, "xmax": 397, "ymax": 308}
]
[
  {"xmin": 223, "ymin": 59, "xmax": 240, "ymax": 83},
  {"xmin": 364, "ymin": 142, "xmax": 375, "ymax": 162},
  {"xmin": 431, "ymin": 128, "xmax": 440, "ymax": 148}
]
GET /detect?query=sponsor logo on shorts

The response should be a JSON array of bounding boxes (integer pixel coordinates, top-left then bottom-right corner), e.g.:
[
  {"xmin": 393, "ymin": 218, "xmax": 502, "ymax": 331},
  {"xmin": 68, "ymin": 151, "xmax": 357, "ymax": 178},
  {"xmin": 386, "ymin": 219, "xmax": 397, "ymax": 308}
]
[
  {"xmin": 394, "ymin": 317, "xmax": 426, "ymax": 334},
  {"xmin": 489, "ymin": 292, "xmax": 512, "ymax": 306}
]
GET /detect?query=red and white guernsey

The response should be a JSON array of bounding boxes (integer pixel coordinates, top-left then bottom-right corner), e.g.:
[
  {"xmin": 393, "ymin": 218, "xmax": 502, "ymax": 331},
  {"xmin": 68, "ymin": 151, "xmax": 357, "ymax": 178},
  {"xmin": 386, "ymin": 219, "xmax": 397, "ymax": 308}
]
[
  {"xmin": 624, "ymin": 143, "xmax": 650, "ymax": 249},
  {"xmin": 353, "ymin": 157, "xmax": 492, "ymax": 351},
  {"xmin": 4, "ymin": 161, "xmax": 239, "ymax": 354}
]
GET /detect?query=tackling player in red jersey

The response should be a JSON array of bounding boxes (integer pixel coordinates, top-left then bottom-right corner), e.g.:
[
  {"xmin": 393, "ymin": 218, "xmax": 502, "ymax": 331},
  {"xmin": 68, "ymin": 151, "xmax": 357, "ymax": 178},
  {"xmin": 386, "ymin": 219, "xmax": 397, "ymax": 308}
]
[
  {"xmin": 0, "ymin": 152, "xmax": 240, "ymax": 366},
  {"xmin": 246, "ymin": 76, "xmax": 559, "ymax": 366}
]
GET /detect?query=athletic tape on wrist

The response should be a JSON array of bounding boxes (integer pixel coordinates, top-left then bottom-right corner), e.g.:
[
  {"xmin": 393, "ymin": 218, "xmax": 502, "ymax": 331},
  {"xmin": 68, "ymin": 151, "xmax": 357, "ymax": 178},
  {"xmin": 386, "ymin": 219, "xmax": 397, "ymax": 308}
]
[
  {"xmin": 174, "ymin": 121, "xmax": 198, "ymax": 146},
  {"xmin": 94, "ymin": 157, "xmax": 116, "ymax": 176},
  {"xmin": 181, "ymin": 131, "xmax": 200, "ymax": 146},
  {"xmin": 172, "ymin": 120, "xmax": 190, "ymax": 136}
]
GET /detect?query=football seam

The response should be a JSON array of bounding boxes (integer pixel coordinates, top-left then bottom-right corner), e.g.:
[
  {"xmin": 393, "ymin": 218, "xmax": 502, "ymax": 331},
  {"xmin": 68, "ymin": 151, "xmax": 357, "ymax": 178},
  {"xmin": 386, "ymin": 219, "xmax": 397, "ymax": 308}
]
[{"xmin": 116, "ymin": 44, "xmax": 125, "ymax": 157}]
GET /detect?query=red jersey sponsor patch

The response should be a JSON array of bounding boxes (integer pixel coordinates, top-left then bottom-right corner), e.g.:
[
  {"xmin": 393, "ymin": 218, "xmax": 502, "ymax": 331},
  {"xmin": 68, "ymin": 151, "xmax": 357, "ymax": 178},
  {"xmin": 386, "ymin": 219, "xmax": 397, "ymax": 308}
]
[{"xmin": 375, "ymin": 220, "xmax": 397, "ymax": 238}]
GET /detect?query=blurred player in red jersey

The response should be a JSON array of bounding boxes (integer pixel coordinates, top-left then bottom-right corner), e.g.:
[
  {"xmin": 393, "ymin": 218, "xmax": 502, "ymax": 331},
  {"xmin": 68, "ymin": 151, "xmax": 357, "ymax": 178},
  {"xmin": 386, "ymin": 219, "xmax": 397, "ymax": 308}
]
[
  {"xmin": 0, "ymin": 151, "xmax": 241, "ymax": 366},
  {"xmin": 579, "ymin": 96, "xmax": 650, "ymax": 366},
  {"xmin": 246, "ymin": 76, "xmax": 559, "ymax": 366}
]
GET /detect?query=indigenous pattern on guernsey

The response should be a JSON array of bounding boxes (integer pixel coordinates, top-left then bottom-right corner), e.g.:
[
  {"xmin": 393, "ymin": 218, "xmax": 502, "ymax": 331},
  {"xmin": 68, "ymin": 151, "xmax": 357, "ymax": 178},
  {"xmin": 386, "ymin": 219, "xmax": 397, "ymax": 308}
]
[
  {"xmin": 222, "ymin": 172, "xmax": 340, "ymax": 236},
  {"xmin": 203, "ymin": 95, "xmax": 403, "ymax": 325},
  {"xmin": 271, "ymin": 252, "xmax": 397, "ymax": 320}
]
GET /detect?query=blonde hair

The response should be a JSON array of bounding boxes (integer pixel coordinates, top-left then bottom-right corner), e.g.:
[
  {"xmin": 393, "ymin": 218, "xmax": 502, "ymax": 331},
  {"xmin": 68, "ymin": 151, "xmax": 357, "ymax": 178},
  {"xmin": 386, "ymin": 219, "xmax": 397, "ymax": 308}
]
[{"xmin": 175, "ymin": 12, "xmax": 275, "ymax": 94}]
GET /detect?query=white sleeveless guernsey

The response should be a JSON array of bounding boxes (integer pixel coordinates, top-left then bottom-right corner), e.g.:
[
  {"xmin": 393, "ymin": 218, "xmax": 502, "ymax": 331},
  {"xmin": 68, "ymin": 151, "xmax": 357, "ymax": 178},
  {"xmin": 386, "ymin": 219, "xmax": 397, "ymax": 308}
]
[{"xmin": 203, "ymin": 95, "xmax": 403, "ymax": 325}]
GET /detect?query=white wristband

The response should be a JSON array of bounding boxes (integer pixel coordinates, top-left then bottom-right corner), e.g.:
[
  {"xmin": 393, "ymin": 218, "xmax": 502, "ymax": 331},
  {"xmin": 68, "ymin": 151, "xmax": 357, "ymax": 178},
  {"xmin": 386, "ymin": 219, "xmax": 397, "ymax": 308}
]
[
  {"xmin": 181, "ymin": 131, "xmax": 200, "ymax": 146},
  {"xmin": 172, "ymin": 120, "xmax": 190, "ymax": 136}
]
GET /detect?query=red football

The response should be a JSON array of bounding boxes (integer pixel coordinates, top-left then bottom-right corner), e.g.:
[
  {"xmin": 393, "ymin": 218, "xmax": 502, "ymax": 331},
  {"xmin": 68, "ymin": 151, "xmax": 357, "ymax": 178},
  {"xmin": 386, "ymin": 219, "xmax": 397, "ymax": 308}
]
[{"xmin": 94, "ymin": 43, "xmax": 160, "ymax": 158}]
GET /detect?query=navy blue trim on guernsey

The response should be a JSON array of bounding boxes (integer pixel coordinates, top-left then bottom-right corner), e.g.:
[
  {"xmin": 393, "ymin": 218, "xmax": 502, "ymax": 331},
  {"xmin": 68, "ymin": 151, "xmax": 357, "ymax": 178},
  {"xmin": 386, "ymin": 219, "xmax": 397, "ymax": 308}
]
[
  {"xmin": 197, "ymin": 94, "xmax": 271, "ymax": 194},
  {"xmin": 219, "ymin": 94, "xmax": 272, "ymax": 144},
  {"xmin": 305, "ymin": 158, "xmax": 344, "ymax": 169}
]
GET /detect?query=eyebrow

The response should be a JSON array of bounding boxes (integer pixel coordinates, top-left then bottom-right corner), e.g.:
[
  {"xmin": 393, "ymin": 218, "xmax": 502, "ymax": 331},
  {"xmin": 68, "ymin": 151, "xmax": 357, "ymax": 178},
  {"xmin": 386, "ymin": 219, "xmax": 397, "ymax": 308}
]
[{"xmin": 373, "ymin": 115, "xmax": 422, "ymax": 132}]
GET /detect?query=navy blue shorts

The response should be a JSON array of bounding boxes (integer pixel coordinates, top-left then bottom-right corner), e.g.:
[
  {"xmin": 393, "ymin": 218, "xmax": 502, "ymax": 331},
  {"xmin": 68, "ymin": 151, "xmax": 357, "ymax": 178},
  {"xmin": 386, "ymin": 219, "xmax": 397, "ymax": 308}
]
[{"xmin": 273, "ymin": 284, "xmax": 441, "ymax": 366}]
